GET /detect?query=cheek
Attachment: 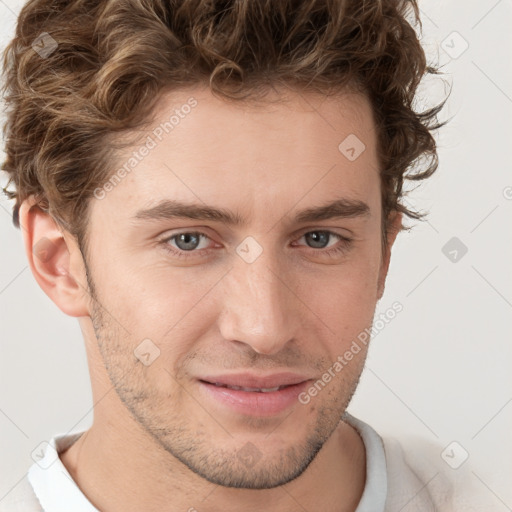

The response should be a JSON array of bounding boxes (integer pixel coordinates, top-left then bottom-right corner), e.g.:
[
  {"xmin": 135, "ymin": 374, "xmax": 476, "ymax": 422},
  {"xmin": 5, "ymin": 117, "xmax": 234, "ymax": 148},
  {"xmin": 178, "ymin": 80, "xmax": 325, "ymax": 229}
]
[
  {"xmin": 296, "ymin": 261, "xmax": 380, "ymax": 351},
  {"xmin": 98, "ymin": 259, "xmax": 224, "ymax": 345}
]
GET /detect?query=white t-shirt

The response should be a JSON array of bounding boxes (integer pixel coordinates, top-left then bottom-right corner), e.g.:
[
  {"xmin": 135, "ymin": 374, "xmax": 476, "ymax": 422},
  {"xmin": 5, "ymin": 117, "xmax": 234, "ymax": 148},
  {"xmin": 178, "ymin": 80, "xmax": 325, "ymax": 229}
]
[{"xmin": 0, "ymin": 413, "xmax": 497, "ymax": 511}]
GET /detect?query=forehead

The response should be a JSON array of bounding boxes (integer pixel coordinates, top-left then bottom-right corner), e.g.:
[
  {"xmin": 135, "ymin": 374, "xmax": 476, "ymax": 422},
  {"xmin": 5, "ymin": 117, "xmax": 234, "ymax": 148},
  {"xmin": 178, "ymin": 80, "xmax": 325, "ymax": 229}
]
[{"xmin": 97, "ymin": 84, "xmax": 381, "ymax": 223}]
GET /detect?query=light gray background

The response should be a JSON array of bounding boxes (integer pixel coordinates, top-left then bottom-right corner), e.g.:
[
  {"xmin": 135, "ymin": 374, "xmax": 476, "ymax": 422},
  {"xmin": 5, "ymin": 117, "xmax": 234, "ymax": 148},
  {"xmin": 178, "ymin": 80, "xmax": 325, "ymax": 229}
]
[{"xmin": 1, "ymin": 0, "xmax": 511, "ymax": 508}]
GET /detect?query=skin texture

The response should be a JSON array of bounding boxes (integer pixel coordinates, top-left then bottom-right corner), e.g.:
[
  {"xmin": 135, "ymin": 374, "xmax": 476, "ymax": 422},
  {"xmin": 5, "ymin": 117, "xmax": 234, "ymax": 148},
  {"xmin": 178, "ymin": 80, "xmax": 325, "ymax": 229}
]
[{"xmin": 20, "ymin": 83, "xmax": 402, "ymax": 512}]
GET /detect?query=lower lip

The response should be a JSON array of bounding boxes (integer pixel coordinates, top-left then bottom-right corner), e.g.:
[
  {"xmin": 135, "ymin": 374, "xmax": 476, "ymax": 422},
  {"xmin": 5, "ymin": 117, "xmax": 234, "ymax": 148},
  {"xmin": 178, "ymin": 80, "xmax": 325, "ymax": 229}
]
[{"xmin": 198, "ymin": 380, "xmax": 311, "ymax": 417}]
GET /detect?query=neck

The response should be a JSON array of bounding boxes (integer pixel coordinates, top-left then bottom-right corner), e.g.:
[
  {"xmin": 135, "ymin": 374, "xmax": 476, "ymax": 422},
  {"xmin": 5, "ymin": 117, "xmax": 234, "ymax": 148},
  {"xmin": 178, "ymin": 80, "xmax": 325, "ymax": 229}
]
[{"xmin": 60, "ymin": 407, "xmax": 366, "ymax": 512}]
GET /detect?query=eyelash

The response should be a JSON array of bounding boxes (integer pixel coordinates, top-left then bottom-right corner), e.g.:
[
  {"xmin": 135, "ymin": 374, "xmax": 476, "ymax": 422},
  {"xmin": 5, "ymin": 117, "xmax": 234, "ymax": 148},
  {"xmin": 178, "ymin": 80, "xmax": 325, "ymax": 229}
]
[{"xmin": 159, "ymin": 230, "xmax": 353, "ymax": 260}]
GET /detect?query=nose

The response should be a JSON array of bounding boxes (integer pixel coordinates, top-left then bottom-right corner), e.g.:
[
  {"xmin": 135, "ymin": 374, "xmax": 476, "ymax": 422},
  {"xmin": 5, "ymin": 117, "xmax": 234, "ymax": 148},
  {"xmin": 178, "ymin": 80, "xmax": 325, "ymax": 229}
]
[{"xmin": 217, "ymin": 251, "xmax": 300, "ymax": 356}]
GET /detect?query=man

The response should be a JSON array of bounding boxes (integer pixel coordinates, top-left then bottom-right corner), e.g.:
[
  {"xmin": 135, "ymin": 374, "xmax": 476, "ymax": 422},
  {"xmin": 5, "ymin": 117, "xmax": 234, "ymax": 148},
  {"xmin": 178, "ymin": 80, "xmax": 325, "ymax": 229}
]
[{"xmin": 0, "ymin": 0, "xmax": 493, "ymax": 511}]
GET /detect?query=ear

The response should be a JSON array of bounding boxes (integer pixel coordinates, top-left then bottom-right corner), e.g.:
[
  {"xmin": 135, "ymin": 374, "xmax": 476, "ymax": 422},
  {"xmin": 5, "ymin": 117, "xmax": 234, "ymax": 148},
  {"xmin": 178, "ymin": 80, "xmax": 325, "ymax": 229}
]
[
  {"xmin": 377, "ymin": 210, "xmax": 402, "ymax": 301},
  {"xmin": 18, "ymin": 196, "xmax": 91, "ymax": 317}
]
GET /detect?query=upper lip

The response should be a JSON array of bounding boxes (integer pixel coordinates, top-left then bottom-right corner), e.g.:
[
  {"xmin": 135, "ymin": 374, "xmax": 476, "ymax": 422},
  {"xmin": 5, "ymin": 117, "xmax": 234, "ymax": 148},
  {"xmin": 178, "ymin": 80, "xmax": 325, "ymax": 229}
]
[{"xmin": 199, "ymin": 372, "xmax": 312, "ymax": 389}]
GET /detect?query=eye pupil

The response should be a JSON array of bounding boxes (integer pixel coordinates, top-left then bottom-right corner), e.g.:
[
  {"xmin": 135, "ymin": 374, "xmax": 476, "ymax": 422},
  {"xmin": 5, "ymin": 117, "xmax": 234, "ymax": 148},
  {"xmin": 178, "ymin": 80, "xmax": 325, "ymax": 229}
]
[
  {"xmin": 306, "ymin": 231, "xmax": 329, "ymax": 248},
  {"xmin": 176, "ymin": 233, "xmax": 200, "ymax": 251}
]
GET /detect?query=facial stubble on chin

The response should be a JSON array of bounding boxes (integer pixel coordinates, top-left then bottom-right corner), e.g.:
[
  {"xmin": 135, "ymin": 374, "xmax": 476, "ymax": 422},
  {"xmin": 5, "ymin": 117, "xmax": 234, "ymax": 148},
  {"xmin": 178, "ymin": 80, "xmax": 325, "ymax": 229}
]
[{"xmin": 81, "ymin": 256, "xmax": 365, "ymax": 490}]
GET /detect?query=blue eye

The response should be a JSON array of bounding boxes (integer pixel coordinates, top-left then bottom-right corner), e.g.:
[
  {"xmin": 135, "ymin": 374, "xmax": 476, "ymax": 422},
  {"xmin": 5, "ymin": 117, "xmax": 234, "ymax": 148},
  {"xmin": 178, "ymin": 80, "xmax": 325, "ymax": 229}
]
[
  {"xmin": 170, "ymin": 232, "xmax": 207, "ymax": 251},
  {"xmin": 159, "ymin": 230, "xmax": 353, "ymax": 259},
  {"xmin": 296, "ymin": 231, "xmax": 353, "ymax": 257},
  {"xmin": 161, "ymin": 231, "xmax": 213, "ymax": 258}
]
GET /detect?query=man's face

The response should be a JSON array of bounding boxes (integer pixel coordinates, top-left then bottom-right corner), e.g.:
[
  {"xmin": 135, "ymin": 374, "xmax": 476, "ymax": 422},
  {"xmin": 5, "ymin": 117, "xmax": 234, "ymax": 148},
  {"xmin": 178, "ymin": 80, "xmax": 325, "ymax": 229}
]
[{"xmin": 81, "ymin": 84, "xmax": 397, "ymax": 489}]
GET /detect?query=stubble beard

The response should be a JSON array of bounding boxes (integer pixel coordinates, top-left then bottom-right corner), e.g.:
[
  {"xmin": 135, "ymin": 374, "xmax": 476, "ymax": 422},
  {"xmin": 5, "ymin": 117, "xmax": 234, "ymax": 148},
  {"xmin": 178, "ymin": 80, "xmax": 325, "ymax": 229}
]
[{"xmin": 84, "ymin": 262, "xmax": 365, "ymax": 490}]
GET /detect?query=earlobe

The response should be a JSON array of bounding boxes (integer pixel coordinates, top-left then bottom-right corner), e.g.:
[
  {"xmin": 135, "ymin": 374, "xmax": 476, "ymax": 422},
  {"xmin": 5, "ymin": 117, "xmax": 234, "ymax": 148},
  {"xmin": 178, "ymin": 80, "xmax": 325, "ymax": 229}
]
[{"xmin": 18, "ymin": 196, "xmax": 90, "ymax": 317}]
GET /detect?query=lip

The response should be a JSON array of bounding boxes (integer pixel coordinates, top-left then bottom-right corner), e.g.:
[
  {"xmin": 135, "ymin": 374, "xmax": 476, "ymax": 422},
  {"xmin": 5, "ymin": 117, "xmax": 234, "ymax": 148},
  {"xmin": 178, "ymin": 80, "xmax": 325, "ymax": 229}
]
[
  {"xmin": 200, "ymin": 372, "xmax": 311, "ymax": 389},
  {"xmin": 197, "ymin": 372, "xmax": 313, "ymax": 417}
]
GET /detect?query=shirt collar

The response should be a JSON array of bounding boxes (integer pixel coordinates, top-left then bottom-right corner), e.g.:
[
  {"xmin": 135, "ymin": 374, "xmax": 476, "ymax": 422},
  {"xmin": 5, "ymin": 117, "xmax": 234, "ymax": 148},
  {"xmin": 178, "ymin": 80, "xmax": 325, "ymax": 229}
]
[
  {"xmin": 28, "ymin": 430, "xmax": 99, "ymax": 512},
  {"xmin": 344, "ymin": 412, "xmax": 388, "ymax": 512}
]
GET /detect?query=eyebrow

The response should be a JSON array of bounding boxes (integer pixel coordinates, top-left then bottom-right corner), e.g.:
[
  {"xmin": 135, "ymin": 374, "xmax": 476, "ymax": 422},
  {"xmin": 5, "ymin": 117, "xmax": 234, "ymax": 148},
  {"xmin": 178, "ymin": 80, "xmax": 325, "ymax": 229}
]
[{"xmin": 133, "ymin": 197, "xmax": 371, "ymax": 226}]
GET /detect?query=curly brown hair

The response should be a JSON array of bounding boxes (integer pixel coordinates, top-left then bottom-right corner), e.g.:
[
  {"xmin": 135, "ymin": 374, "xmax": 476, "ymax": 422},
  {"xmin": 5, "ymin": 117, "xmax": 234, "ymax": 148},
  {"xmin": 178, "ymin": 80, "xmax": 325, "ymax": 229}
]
[{"xmin": 1, "ymin": 0, "xmax": 449, "ymax": 255}]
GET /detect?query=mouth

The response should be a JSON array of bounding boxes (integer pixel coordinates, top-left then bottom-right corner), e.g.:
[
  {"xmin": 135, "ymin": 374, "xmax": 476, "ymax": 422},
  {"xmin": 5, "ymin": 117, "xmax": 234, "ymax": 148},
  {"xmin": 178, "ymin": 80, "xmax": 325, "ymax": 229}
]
[
  {"xmin": 197, "ymin": 373, "xmax": 312, "ymax": 417},
  {"xmin": 204, "ymin": 382, "xmax": 295, "ymax": 393}
]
